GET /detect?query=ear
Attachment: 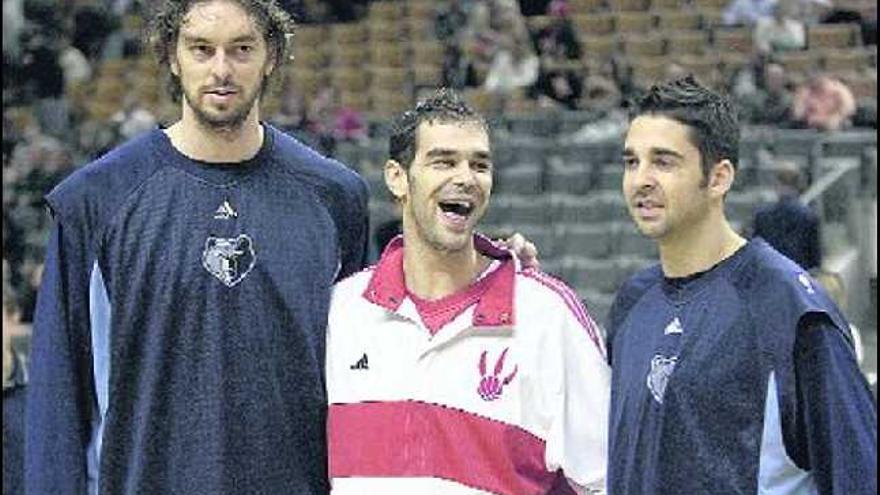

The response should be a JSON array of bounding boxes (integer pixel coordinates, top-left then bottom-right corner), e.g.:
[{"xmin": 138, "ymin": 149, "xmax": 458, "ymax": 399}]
[
  {"xmin": 385, "ymin": 159, "xmax": 408, "ymax": 203},
  {"xmin": 263, "ymin": 55, "xmax": 276, "ymax": 79},
  {"xmin": 170, "ymin": 50, "xmax": 180, "ymax": 77},
  {"xmin": 707, "ymin": 159, "xmax": 735, "ymax": 198}
]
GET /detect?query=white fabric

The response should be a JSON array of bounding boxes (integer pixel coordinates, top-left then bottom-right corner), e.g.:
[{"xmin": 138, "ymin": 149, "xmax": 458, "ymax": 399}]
[
  {"xmin": 327, "ymin": 265, "xmax": 610, "ymax": 494},
  {"xmin": 757, "ymin": 372, "xmax": 818, "ymax": 494}
]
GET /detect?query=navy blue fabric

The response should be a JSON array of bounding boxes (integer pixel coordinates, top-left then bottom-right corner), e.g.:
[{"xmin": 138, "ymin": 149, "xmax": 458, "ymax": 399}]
[
  {"xmin": 607, "ymin": 239, "xmax": 876, "ymax": 494},
  {"xmin": 753, "ymin": 195, "xmax": 821, "ymax": 270},
  {"xmin": 3, "ymin": 384, "xmax": 26, "ymax": 495},
  {"xmin": 26, "ymin": 125, "xmax": 369, "ymax": 495}
]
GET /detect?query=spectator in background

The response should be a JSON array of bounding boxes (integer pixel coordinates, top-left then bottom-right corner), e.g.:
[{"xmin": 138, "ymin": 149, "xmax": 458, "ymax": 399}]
[
  {"xmin": 72, "ymin": 2, "xmax": 119, "ymax": 61},
  {"xmin": 3, "ymin": 260, "xmax": 28, "ymax": 495},
  {"xmin": 57, "ymin": 36, "xmax": 92, "ymax": 90},
  {"xmin": 785, "ymin": 0, "xmax": 833, "ymax": 24},
  {"xmin": 4, "ymin": 121, "xmax": 74, "ymax": 322},
  {"xmin": 435, "ymin": 0, "xmax": 470, "ymax": 44},
  {"xmin": 112, "ymin": 93, "xmax": 158, "ymax": 141},
  {"xmin": 20, "ymin": 27, "xmax": 68, "ymax": 139},
  {"xmin": 484, "ymin": 0, "xmax": 539, "ymax": 111},
  {"xmin": 754, "ymin": 2, "xmax": 806, "ymax": 53},
  {"xmin": 580, "ymin": 65, "xmax": 623, "ymax": 113},
  {"xmin": 753, "ymin": 161, "xmax": 821, "ymax": 270},
  {"xmin": 436, "ymin": 0, "xmax": 475, "ymax": 88},
  {"xmin": 308, "ymin": 86, "xmax": 367, "ymax": 157},
  {"xmin": 792, "ymin": 74, "xmax": 857, "ymax": 131},
  {"xmin": 723, "ymin": 0, "xmax": 778, "ymax": 25},
  {"xmin": 736, "ymin": 61, "xmax": 795, "ymax": 124},
  {"xmin": 534, "ymin": 69, "xmax": 582, "ymax": 109},
  {"xmin": 534, "ymin": 0, "xmax": 581, "ymax": 62},
  {"xmin": 269, "ymin": 84, "xmax": 317, "ymax": 144},
  {"xmin": 810, "ymin": 268, "xmax": 865, "ymax": 366},
  {"xmin": 532, "ymin": 0, "xmax": 583, "ymax": 109},
  {"xmin": 3, "ymin": 0, "xmax": 26, "ymax": 62},
  {"xmin": 820, "ymin": 5, "xmax": 877, "ymax": 45},
  {"xmin": 461, "ymin": 1, "xmax": 499, "ymax": 85},
  {"xmin": 76, "ymin": 118, "xmax": 120, "ymax": 160}
]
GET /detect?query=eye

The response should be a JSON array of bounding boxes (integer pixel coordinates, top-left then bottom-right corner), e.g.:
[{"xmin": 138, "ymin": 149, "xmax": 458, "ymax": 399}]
[
  {"xmin": 472, "ymin": 161, "xmax": 493, "ymax": 173},
  {"xmin": 655, "ymin": 157, "xmax": 675, "ymax": 169},
  {"xmin": 623, "ymin": 156, "xmax": 638, "ymax": 170},
  {"xmin": 433, "ymin": 159, "xmax": 456, "ymax": 169},
  {"xmin": 234, "ymin": 44, "xmax": 255, "ymax": 55},
  {"xmin": 191, "ymin": 44, "xmax": 212, "ymax": 56}
]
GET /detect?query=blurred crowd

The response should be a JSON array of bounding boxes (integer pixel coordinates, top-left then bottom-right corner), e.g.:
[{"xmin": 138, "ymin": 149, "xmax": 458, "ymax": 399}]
[{"xmin": 2, "ymin": 0, "xmax": 878, "ymax": 325}]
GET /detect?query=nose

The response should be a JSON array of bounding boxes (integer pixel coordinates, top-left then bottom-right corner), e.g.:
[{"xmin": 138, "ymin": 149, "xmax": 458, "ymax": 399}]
[
  {"xmin": 210, "ymin": 50, "xmax": 233, "ymax": 80},
  {"xmin": 451, "ymin": 161, "xmax": 479, "ymax": 188},
  {"xmin": 626, "ymin": 161, "xmax": 656, "ymax": 192}
]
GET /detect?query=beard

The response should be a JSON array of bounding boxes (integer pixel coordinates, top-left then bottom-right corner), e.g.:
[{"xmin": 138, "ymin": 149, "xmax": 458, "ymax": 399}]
[{"xmin": 182, "ymin": 80, "xmax": 263, "ymax": 133}]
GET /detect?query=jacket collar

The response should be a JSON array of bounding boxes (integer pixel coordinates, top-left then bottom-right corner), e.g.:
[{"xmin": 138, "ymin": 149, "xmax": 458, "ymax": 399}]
[{"xmin": 363, "ymin": 234, "xmax": 516, "ymax": 328}]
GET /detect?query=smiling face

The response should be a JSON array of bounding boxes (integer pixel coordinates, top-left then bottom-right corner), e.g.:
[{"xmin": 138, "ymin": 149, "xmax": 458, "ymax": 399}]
[
  {"xmin": 387, "ymin": 121, "xmax": 493, "ymax": 253},
  {"xmin": 171, "ymin": 0, "xmax": 273, "ymax": 131},
  {"xmin": 622, "ymin": 115, "xmax": 716, "ymax": 242}
]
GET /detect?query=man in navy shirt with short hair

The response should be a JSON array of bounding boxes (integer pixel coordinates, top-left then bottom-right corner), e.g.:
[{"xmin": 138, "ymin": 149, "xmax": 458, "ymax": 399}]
[{"xmin": 608, "ymin": 75, "xmax": 876, "ymax": 494}]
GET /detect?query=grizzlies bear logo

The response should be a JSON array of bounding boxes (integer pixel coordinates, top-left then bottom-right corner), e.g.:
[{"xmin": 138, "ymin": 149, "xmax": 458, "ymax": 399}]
[
  {"xmin": 202, "ymin": 235, "xmax": 256, "ymax": 287},
  {"xmin": 647, "ymin": 355, "xmax": 678, "ymax": 404}
]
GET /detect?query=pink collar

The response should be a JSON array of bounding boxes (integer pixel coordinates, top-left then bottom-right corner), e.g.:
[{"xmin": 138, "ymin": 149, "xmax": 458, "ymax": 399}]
[{"xmin": 363, "ymin": 234, "xmax": 516, "ymax": 328}]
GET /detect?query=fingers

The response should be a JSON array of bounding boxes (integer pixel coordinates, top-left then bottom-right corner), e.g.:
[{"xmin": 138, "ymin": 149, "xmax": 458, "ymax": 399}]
[{"xmin": 503, "ymin": 233, "xmax": 540, "ymax": 269}]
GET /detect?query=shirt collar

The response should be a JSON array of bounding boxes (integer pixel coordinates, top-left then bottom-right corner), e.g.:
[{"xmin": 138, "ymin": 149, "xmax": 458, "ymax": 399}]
[{"xmin": 363, "ymin": 233, "xmax": 517, "ymax": 328}]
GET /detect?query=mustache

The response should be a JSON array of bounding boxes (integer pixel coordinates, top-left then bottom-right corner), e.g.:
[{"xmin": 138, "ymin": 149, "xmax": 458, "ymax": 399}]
[{"xmin": 202, "ymin": 79, "xmax": 241, "ymax": 92}]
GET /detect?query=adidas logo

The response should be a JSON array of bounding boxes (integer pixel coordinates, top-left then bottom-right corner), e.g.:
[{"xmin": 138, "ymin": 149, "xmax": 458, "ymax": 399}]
[
  {"xmin": 214, "ymin": 200, "xmax": 238, "ymax": 220},
  {"xmin": 664, "ymin": 317, "xmax": 683, "ymax": 335},
  {"xmin": 350, "ymin": 353, "xmax": 369, "ymax": 370}
]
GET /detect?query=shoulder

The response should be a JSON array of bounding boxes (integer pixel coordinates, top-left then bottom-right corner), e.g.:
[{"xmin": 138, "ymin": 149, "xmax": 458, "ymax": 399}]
[
  {"xmin": 268, "ymin": 125, "xmax": 368, "ymax": 202},
  {"xmin": 331, "ymin": 267, "xmax": 375, "ymax": 304},
  {"xmin": 46, "ymin": 130, "xmax": 165, "ymax": 228},
  {"xmin": 733, "ymin": 240, "xmax": 807, "ymax": 292},
  {"xmin": 517, "ymin": 267, "xmax": 604, "ymax": 348},
  {"xmin": 518, "ymin": 267, "xmax": 586, "ymax": 316},
  {"xmin": 732, "ymin": 240, "xmax": 847, "ymax": 329}
]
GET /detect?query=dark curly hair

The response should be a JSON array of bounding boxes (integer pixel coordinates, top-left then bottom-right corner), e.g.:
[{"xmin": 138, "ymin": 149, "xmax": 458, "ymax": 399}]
[
  {"xmin": 145, "ymin": 0, "xmax": 295, "ymax": 103},
  {"xmin": 630, "ymin": 75, "xmax": 740, "ymax": 180},
  {"xmin": 389, "ymin": 88, "xmax": 490, "ymax": 170}
]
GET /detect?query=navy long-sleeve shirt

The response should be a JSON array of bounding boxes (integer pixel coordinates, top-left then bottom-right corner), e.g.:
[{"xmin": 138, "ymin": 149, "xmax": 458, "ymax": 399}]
[
  {"xmin": 26, "ymin": 125, "xmax": 369, "ymax": 494},
  {"xmin": 607, "ymin": 239, "xmax": 876, "ymax": 494}
]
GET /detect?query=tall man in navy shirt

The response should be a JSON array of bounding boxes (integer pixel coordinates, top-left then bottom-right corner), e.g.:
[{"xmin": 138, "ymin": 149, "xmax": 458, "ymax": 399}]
[
  {"xmin": 25, "ymin": 1, "xmax": 371, "ymax": 494},
  {"xmin": 608, "ymin": 76, "xmax": 876, "ymax": 494}
]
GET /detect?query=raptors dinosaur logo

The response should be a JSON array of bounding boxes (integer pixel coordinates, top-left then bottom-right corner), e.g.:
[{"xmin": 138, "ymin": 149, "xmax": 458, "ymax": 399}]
[
  {"xmin": 477, "ymin": 348, "xmax": 518, "ymax": 401},
  {"xmin": 202, "ymin": 235, "xmax": 256, "ymax": 287}
]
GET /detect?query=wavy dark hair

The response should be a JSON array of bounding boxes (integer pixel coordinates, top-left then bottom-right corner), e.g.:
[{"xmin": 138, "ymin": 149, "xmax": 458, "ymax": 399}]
[
  {"xmin": 630, "ymin": 75, "xmax": 740, "ymax": 180},
  {"xmin": 389, "ymin": 88, "xmax": 490, "ymax": 170},
  {"xmin": 145, "ymin": 0, "xmax": 295, "ymax": 103}
]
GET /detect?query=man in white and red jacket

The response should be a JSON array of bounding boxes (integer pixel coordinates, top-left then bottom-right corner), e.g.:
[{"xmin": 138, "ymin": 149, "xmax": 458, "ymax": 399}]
[{"xmin": 326, "ymin": 89, "xmax": 610, "ymax": 495}]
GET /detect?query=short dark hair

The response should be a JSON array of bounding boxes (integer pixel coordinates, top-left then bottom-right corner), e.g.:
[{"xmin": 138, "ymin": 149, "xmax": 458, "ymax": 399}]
[
  {"xmin": 389, "ymin": 88, "xmax": 489, "ymax": 169},
  {"xmin": 145, "ymin": 0, "xmax": 295, "ymax": 103},
  {"xmin": 630, "ymin": 75, "xmax": 740, "ymax": 178}
]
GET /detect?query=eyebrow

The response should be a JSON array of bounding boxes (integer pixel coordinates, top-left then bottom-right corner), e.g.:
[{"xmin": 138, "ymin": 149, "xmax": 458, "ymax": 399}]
[
  {"xmin": 652, "ymin": 148, "xmax": 685, "ymax": 160},
  {"xmin": 181, "ymin": 34, "xmax": 259, "ymax": 44},
  {"xmin": 622, "ymin": 147, "xmax": 684, "ymax": 159},
  {"xmin": 425, "ymin": 148, "xmax": 492, "ymax": 160}
]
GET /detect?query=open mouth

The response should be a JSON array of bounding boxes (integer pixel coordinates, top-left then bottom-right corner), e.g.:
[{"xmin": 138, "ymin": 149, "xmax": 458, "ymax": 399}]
[
  {"xmin": 438, "ymin": 200, "xmax": 475, "ymax": 230},
  {"xmin": 439, "ymin": 200, "xmax": 474, "ymax": 216}
]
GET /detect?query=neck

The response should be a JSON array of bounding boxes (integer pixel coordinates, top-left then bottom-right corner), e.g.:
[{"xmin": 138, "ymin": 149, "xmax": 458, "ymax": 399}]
[
  {"xmin": 658, "ymin": 210, "xmax": 747, "ymax": 278},
  {"xmin": 402, "ymin": 230, "xmax": 489, "ymax": 301},
  {"xmin": 165, "ymin": 104, "xmax": 264, "ymax": 163}
]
